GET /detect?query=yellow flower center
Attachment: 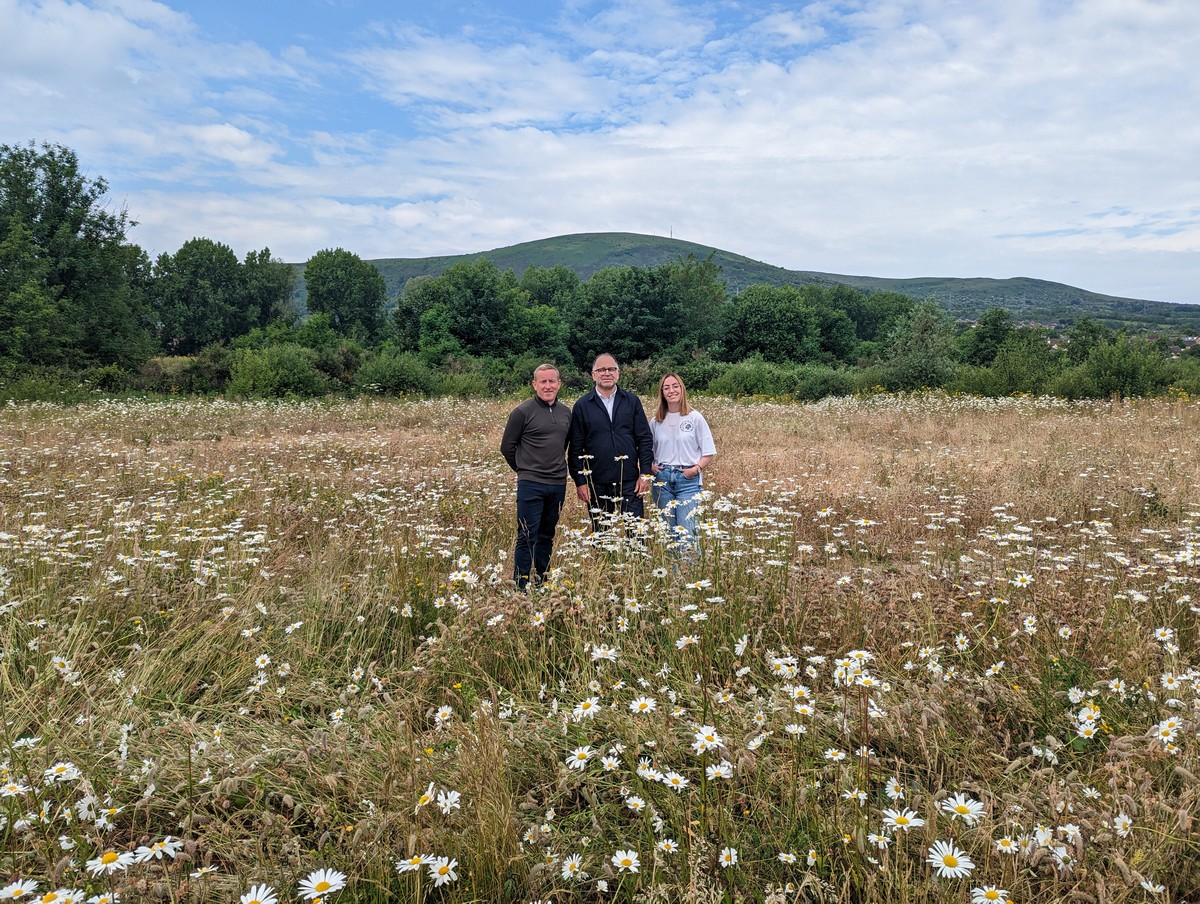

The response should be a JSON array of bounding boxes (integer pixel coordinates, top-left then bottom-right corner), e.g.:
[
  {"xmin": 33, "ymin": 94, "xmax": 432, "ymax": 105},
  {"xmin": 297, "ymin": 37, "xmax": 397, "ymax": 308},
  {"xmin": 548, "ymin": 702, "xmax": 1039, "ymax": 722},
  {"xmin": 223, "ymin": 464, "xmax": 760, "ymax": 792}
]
[
  {"xmin": 438, "ymin": 866, "xmax": 450, "ymax": 876},
  {"xmin": 102, "ymin": 852, "xmax": 119, "ymax": 865},
  {"xmin": 944, "ymin": 854, "xmax": 959, "ymax": 867},
  {"xmin": 315, "ymin": 881, "xmax": 331, "ymax": 892},
  {"xmin": 896, "ymin": 816, "xmax": 909, "ymax": 825}
]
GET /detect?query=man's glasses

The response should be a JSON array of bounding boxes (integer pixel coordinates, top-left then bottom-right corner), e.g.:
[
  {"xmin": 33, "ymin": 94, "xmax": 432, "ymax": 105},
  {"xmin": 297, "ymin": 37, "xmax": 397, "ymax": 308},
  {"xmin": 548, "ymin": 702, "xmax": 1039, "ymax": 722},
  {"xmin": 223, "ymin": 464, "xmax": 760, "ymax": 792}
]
[{"xmin": 593, "ymin": 367, "xmax": 619, "ymax": 373}]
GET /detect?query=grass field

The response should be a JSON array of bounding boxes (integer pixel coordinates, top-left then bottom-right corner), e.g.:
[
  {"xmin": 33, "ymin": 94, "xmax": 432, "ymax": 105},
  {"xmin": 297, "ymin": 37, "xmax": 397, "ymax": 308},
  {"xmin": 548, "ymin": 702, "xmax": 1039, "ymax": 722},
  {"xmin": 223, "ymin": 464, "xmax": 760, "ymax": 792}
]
[{"xmin": 1, "ymin": 394, "xmax": 1198, "ymax": 903}]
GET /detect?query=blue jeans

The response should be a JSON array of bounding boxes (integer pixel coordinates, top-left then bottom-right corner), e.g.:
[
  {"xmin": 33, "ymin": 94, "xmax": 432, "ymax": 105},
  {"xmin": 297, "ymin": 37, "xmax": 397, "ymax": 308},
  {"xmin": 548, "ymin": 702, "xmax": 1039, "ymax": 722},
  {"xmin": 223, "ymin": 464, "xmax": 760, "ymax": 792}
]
[
  {"xmin": 514, "ymin": 480, "xmax": 566, "ymax": 589},
  {"xmin": 651, "ymin": 468, "xmax": 702, "ymax": 550}
]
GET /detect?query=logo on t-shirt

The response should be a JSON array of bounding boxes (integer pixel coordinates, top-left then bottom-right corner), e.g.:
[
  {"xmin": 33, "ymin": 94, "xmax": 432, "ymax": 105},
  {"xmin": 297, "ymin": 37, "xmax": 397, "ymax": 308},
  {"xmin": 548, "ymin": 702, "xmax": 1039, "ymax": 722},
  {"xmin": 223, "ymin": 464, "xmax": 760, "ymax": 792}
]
[{"xmin": 680, "ymin": 420, "xmax": 694, "ymax": 433}]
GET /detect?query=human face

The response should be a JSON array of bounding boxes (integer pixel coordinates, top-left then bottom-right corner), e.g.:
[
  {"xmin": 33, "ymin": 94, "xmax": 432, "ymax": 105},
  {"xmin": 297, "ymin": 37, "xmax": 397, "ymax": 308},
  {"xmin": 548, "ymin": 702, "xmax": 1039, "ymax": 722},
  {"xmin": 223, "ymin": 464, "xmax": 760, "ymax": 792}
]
[
  {"xmin": 661, "ymin": 376, "xmax": 683, "ymax": 410},
  {"xmin": 591, "ymin": 356, "xmax": 620, "ymax": 393},
  {"xmin": 532, "ymin": 369, "xmax": 561, "ymax": 403}
]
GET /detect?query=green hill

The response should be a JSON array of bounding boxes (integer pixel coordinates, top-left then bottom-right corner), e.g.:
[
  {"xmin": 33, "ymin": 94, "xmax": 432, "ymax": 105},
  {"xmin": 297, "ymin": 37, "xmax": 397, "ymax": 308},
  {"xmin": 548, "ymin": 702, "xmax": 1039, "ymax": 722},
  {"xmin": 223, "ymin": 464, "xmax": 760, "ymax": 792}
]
[{"xmin": 296, "ymin": 232, "xmax": 1200, "ymax": 334}]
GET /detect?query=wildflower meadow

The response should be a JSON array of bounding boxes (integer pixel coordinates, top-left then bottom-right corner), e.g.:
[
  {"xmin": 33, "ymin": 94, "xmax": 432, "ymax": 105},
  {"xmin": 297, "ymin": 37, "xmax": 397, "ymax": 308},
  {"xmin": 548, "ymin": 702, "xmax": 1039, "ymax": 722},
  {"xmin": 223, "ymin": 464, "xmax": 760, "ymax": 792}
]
[{"xmin": 1, "ymin": 394, "xmax": 1198, "ymax": 903}]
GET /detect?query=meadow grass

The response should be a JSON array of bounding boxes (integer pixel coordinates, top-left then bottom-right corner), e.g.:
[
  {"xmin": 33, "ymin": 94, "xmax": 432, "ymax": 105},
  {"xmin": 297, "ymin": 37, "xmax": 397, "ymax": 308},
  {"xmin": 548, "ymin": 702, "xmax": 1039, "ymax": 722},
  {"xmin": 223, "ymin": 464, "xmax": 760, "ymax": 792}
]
[{"xmin": 1, "ymin": 394, "xmax": 1198, "ymax": 903}]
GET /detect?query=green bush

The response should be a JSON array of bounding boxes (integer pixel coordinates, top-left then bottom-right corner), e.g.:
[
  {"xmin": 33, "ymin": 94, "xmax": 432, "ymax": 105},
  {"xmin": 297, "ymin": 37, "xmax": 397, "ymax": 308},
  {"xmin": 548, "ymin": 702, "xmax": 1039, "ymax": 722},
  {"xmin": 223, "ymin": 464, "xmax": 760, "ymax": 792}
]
[
  {"xmin": 1050, "ymin": 336, "xmax": 1168, "ymax": 399},
  {"xmin": 82, "ymin": 364, "xmax": 136, "ymax": 393},
  {"xmin": 675, "ymin": 355, "xmax": 726, "ymax": 392},
  {"xmin": 0, "ymin": 366, "xmax": 89, "ymax": 402},
  {"xmin": 706, "ymin": 359, "xmax": 851, "ymax": 400},
  {"xmin": 437, "ymin": 367, "xmax": 490, "ymax": 398},
  {"xmin": 227, "ymin": 343, "xmax": 327, "ymax": 398},
  {"xmin": 353, "ymin": 350, "xmax": 438, "ymax": 396}
]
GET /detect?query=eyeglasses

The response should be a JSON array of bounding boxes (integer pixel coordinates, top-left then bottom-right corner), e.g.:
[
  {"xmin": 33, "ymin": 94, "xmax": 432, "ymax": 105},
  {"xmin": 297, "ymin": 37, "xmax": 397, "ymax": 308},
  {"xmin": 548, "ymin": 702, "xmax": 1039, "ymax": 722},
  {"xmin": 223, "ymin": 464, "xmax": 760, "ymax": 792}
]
[{"xmin": 592, "ymin": 367, "xmax": 619, "ymax": 373}]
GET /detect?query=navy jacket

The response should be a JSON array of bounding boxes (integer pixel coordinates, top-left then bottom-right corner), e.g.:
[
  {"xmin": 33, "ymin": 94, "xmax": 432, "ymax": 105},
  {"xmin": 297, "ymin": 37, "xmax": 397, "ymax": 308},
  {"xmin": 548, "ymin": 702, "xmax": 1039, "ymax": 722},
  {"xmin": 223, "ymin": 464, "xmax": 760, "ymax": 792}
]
[{"xmin": 568, "ymin": 387, "xmax": 654, "ymax": 492}]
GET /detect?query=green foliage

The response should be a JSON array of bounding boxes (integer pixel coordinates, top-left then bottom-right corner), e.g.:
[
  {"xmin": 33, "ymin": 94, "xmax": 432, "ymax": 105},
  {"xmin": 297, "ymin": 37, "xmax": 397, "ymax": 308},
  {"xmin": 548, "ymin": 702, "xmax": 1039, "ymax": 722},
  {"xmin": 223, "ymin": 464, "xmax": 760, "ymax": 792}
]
[
  {"xmin": 881, "ymin": 301, "xmax": 958, "ymax": 390},
  {"xmin": 566, "ymin": 255, "xmax": 728, "ymax": 367},
  {"xmin": 1165, "ymin": 356, "xmax": 1200, "ymax": 396},
  {"xmin": 951, "ymin": 328, "xmax": 1063, "ymax": 396},
  {"xmin": 353, "ymin": 348, "xmax": 439, "ymax": 396},
  {"xmin": 1050, "ymin": 335, "xmax": 1169, "ymax": 399},
  {"xmin": 0, "ymin": 365, "xmax": 90, "ymax": 401},
  {"xmin": 724, "ymin": 285, "xmax": 821, "ymax": 363},
  {"xmin": 148, "ymin": 240, "xmax": 294, "ymax": 354},
  {"xmin": 0, "ymin": 141, "xmax": 154, "ymax": 367},
  {"xmin": 708, "ymin": 358, "xmax": 853, "ymax": 399},
  {"xmin": 304, "ymin": 248, "xmax": 387, "ymax": 341},
  {"xmin": 1063, "ymin": 316, "xmax": 1113, "ymax": 365},
  {"xmin": 959, "ymin": 307, "xmax": 1016, "ymax": 366},
  {"xmin": 227, "ymin": 344, "xmax": 327, "ymax": 398}
]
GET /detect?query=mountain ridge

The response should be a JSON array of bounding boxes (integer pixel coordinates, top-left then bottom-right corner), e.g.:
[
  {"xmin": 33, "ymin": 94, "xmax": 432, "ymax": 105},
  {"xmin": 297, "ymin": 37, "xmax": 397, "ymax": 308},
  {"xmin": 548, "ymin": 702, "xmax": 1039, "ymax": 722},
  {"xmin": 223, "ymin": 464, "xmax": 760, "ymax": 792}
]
[{"xmin": 306, "ymin": 232, "xmax": 1200, "ymax": 333}]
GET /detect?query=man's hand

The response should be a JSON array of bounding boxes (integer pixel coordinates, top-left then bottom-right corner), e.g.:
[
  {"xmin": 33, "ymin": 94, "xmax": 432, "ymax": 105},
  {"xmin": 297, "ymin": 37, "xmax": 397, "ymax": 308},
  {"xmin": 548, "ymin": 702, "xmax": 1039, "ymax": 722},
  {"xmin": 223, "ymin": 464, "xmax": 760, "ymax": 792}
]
[
  {"xmin": 635, "ymin": 476, "xmax": 650, "ymax": 497},
  {"xmin": 576, "ymin": 484, "xmax": 590, "ymax": 504}
]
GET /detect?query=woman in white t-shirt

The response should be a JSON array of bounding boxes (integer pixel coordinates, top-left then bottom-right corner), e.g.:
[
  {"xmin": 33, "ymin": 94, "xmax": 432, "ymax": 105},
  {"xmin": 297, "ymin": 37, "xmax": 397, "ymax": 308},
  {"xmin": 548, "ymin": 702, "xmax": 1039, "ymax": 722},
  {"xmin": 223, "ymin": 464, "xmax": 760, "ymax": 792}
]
[{"xmin": 649, "ymin": 373, "xmax": 716, "ymax": 552}]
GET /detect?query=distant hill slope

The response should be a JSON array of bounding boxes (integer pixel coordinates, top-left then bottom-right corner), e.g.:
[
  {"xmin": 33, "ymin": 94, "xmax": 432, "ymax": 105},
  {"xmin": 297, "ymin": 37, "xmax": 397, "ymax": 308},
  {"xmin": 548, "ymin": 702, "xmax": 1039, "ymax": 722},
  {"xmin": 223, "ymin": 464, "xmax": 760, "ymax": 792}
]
[{"xmin": 295, "ymin": 232, "xmax": 1200, "ymax": 334}]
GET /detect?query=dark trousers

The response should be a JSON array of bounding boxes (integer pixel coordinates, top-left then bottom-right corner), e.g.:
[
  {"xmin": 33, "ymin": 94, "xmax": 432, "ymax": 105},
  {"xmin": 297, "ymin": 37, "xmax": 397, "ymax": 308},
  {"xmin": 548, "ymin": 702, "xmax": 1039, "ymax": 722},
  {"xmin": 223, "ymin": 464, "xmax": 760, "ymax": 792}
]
[
  {"xmin": 587, "ymin": 482, "xmax": 644, "ymax": 532},
  {"xmin": 514, "ymin": 480, "xmax": 566, "ymax": 588}
]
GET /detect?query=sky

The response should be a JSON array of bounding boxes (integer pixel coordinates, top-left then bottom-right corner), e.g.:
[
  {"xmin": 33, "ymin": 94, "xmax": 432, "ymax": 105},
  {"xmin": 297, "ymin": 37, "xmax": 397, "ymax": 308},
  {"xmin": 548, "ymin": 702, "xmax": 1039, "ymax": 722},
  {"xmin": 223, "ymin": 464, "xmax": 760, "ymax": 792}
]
[{"xmin": 2, "ymin": 0, "xmax": 1198, "ymax": 304}]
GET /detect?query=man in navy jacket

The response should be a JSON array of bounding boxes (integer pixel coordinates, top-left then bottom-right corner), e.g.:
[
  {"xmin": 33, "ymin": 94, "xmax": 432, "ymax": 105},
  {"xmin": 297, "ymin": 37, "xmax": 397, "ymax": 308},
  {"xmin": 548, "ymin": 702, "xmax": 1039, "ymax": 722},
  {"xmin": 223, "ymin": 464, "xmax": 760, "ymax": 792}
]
[{"xmin": 568, "ymin": 353, "xmax": 654, "ymax": 528}]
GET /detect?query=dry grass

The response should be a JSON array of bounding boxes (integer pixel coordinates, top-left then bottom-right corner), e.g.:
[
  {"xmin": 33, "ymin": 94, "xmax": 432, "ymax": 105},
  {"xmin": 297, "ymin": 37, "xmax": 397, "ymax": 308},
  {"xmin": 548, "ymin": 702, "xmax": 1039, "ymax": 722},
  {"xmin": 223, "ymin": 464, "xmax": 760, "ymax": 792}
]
[{"xmin": 1, "ymin": 394, "xmax": 1198, "ymax": 902}]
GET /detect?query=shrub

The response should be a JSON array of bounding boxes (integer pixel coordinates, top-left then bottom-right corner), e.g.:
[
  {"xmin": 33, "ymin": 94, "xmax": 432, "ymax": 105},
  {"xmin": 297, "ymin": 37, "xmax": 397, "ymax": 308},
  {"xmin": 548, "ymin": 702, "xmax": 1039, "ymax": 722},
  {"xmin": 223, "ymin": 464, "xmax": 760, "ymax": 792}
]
[
  {"xmin": 353, "ymin": 350, "xmax": 438, "ymax": 396},
  {"xmin": 0, "ymin": 366, "xmax": 88, "ymax": 402},
  {"xmin": 227, "ymin": 343, "xmax": 327, "ymax": 398}
]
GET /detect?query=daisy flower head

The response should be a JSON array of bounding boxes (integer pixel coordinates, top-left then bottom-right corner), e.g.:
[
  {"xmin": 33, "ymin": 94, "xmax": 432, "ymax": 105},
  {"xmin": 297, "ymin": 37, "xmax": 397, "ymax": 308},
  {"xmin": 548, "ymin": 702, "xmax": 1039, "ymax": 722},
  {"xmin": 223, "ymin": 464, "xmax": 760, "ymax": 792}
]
[
  {"xmin": 565, "ymin": 746, "xmax": 593, "ymax": 770},
  {"xmin": 718, "ymin": 847, "xmax": 738, "ymax": 868},
  {"xmin": 37, "ymin": 890, "xmax": 85, "ymax": 904},
  {"xmin": 427, "ymin": 857, "xmax": 458, "ymax": 887},
  {"xmin": 395, "ymin": 854, "xmax": 432, "ymax": 874},
  {"xmin": 705, "ymin": 761, "xmax": 733, "ymax": 781},
  {"xmin": 611, "ymin": 849, "xmax": 640, "ymax": 873},
  {"xmin": 926, "ymin": 840, "xmax": 975, "ymax": 879},
  {"xmin": 86, "ymin": 851, "xmax": 136, "ymax": 876},
  {"xmin": 629, "ymin": 695, "xmax": 656, "ymax": 714},
  {"xmin": 692, "ymin": 725, "xmax": 723, "ymax": 753},
  {"xmin": 561, "ymin": 853, "xmax": 585, "ymax": 880},
  {"xmin": 662, "ymin": 771, "xmax": 689, "ymax": 793},
  {"xmin": 941, "ymin": 792, "xmax": 985, "ymax": 825},
  {"xmin": 972, "ymin": 886, "xmax": 1009, "ymax": 904},
  {"xmin": 882, "ymin": 808, "xmax": 925, "ymax": 833},
  {"xmin": 657, "ymin": 839, "xmax": 679, "ymax": 854},
  {"xmin": 885, "ymin": 776, "xmax": 905, "ymax": 800},
  {"xmin": 239, "ymin": 885, "xmax": 278, "ymax": 904},
  {"xmin": 436, "ymin": 789, "xmax": 461, "ymax": 814},
  {"xmin": 414, "ymin": 782, "xmax": 435, "ymax": 813},
  {"xmin": 1112, "ymin": 813, "xmax": 1133, "ymax": 838},
  {"xmin": 0, "ymin": 879, "xmax": 38, "ymax": 899},
  {"xmin": 297, "ymin": 868, "xmax": 346, "ymax": 900},
  {"xmin": 573, "ymin": 697, "xmax": 600, "ymax": 720}
]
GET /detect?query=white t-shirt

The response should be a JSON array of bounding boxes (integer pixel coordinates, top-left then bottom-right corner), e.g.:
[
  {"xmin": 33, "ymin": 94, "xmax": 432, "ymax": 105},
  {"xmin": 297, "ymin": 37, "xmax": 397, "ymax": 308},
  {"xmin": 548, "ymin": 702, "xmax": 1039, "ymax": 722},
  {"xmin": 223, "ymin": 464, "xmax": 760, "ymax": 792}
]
[{"xmin": 650, "ymin": 410, "xmax": 716, "ymax": 476}]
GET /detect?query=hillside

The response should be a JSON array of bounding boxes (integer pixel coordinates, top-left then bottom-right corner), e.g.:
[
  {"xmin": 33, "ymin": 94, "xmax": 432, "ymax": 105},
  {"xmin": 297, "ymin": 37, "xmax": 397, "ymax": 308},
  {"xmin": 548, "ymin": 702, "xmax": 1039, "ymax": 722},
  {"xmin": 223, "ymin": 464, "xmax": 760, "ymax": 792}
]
[{"xmin": 297, "ymin": 232, "xmax": 1200, "ymax": 334}]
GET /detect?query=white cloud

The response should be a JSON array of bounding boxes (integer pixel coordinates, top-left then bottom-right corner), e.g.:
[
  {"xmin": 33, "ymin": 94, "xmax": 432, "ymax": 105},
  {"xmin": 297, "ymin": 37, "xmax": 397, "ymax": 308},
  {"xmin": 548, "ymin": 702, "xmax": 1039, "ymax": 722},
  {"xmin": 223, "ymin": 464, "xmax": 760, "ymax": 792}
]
[{"xmin": 2, "ymin": 0, "xmax": 1197, "ymax": 301}]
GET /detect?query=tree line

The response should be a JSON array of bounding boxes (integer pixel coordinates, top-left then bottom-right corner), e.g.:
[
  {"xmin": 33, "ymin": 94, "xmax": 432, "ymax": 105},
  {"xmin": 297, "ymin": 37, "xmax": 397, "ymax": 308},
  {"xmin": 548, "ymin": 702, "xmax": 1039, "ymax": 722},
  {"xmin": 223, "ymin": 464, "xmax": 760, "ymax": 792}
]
[{"xmin": 4, "ymin": 141, "xmax": 1200, "ymax": 401}]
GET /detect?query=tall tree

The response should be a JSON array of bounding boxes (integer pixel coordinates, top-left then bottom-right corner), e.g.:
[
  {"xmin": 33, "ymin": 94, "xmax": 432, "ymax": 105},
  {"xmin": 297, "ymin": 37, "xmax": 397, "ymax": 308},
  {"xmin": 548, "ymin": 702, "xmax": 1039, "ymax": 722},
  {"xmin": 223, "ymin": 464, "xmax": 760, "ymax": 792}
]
[
  {"xmin": 882, "ymin": 300, "xmax": 957, "ymax": 390},
  {"xmin": 242, "ymin": 248, "xmax": 297, "ymax": 330},
  {"xmin": 0, "ymin": 214, "xmax": 69, "ymax": 364},
  {"xmin": 723, "ymin": 285, "xmax": 822, "ymax": 363},
  {"xmin": 0, "ymin": 142, "xmax": 153, "ymax": 366},
  {"xmin": 960, "ymin": 307, "xmax": 1015, "ymax": 366},
  {"xmin": 150, "ymin": 238, "xmax": 245, "ymax": 354},
  {"xmin": 303, "ymin": 248, "xmax": 386, "ymax": 342}
]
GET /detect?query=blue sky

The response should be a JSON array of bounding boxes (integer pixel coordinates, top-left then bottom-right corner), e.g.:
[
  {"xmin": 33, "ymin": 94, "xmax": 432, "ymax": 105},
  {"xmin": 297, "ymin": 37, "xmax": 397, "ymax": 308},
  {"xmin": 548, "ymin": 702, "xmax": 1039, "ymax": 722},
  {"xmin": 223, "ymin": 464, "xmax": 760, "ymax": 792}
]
[{"xmin": 3, "ymin": 0, "xmax": 1198, "ymax": 303}]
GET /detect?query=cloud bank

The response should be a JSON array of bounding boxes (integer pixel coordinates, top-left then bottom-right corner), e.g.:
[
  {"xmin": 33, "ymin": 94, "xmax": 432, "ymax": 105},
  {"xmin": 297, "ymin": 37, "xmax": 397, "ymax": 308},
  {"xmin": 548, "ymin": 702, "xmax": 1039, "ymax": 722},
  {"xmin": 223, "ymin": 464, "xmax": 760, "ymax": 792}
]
[{"xmin": 2, "ymin": 0, "xmax": 1197, "ymax": 302}]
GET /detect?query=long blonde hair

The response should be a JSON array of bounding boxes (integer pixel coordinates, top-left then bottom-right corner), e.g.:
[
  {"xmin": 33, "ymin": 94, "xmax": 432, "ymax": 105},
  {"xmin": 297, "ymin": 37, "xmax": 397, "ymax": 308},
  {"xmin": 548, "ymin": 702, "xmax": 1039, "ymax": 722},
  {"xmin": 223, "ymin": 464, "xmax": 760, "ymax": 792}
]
[{"xmin": 656, "ymin": 373, "xmax": 691, "ymax": 421}]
